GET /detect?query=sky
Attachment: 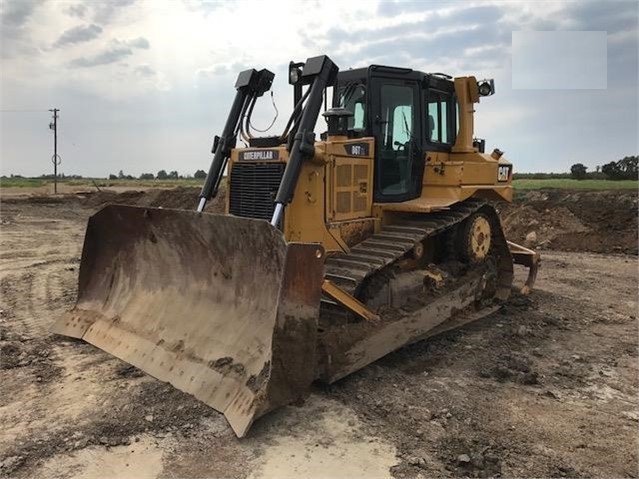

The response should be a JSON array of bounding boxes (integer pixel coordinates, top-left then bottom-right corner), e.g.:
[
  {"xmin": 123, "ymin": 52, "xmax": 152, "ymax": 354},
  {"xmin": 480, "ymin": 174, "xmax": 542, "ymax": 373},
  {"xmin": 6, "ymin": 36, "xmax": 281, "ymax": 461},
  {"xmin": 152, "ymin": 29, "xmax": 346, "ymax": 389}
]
[{"xmin": 0, "ymin": 0, "xmax": 637, "ymax": 177}]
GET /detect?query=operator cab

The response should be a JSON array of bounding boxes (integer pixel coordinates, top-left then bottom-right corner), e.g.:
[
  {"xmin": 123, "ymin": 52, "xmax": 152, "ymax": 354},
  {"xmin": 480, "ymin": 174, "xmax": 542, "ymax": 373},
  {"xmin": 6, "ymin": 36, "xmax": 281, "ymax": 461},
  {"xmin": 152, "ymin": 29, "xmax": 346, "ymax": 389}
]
[{"xmin": 331, "ymin": 66, "xmax": 457, "ymax": 203}]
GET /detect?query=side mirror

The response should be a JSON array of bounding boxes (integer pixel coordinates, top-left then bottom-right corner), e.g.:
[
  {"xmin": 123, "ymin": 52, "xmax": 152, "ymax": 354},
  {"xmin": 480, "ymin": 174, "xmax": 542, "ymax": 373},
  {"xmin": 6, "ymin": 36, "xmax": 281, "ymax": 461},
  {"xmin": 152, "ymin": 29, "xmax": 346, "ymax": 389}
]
[{"xmin": 322, "ymin": 108, "xmax": 354, "ymax": 136}]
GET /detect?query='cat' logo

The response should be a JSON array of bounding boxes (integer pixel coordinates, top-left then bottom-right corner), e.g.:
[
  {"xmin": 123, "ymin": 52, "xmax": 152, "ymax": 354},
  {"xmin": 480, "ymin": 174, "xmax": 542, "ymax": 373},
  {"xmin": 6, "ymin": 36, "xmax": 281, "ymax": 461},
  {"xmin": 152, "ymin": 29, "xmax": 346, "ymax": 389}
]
[{"xmin": 497, "ymin": 165, "xmax": 511, "ymax": 182}]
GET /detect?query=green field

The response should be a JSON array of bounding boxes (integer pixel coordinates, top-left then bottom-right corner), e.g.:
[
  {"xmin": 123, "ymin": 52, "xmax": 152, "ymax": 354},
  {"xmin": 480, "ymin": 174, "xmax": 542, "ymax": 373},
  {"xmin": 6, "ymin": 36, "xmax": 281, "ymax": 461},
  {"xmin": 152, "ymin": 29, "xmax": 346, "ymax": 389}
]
[
  {"xmin": 513, "ymin": 178, "xmax": 638, "ymax": 190},
  {"xmin": 0, "ymin": 177, "xmax": 47, "ymax": 188},
  {"xmin": 1, "ymin": 177, "xmax": 637, "ymax": 191},
  {"xmin": 67, "ymin": 178, "xmax": 205, "ymax": 188},
  {"xmin": 0, "ymin": 177, "xmax": 204, "ymax": 189}
]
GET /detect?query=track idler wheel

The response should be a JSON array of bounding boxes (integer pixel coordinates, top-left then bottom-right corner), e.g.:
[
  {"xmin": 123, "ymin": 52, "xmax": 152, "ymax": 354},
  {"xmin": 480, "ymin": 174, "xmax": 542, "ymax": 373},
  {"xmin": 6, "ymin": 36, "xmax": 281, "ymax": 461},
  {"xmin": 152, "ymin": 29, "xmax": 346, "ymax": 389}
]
[{"xmin": 458, "ymin": 212, "xmax": 492, "ymax": 263}]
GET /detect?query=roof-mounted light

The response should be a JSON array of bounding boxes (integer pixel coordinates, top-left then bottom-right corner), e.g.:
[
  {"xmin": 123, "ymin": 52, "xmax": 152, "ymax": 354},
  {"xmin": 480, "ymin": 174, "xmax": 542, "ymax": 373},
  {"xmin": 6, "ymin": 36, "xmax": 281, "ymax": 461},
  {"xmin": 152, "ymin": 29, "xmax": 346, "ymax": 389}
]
[
  {"xmin": 288, "ymin": 61, "xmax": 304, "ymax": 85},
  {"xmin": 478, "ymin": 79, "xmax": 495, "ymax": 96}
]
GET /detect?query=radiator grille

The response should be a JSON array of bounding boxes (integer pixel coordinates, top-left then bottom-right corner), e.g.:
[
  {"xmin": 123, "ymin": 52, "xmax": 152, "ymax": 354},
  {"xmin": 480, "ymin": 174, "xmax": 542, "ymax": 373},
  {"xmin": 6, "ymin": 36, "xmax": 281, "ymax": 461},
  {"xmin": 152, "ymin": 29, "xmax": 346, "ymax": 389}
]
[{"xmin": 229, "ymin": 162, "xmax": 285, "ymax": 220}]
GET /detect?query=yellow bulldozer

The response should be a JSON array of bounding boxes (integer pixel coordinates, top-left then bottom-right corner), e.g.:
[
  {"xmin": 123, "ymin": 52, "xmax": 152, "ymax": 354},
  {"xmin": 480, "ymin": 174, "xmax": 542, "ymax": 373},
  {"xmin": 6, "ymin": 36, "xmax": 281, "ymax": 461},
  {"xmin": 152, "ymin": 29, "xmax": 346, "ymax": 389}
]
[{"xmin": 53, "ymin": 55, "xmax": 539, "ymax": 437}]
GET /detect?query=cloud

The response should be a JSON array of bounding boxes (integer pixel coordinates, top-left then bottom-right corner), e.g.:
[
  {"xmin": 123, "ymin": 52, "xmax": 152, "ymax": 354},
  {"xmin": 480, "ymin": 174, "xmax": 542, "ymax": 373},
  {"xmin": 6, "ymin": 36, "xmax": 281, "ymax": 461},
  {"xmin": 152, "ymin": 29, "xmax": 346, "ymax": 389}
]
[
  {"xmin": 135, "ymin": 64, "xmax": 155, "ymax": 77},
  {"xmin": 558, "ymin": 0, "xmax": 638, "ymax": 91},
  {"xmin": 375, "ymin": 1, "xmax": 502, "ymax": 24},
  {"xmin": 196, "ymin": 62, "xmax": 248, "ymax": 84},
  {"xmin": 376, "ymin": 0, "xmax": 454, "ymax": 16},
  {"xmin": 181, "ymin": 0, "xmax": 231, "ymax": 15},
  {"xmin": 68, "ymin": 36, "xmax": 150, "ymax": 68},
  {"xmin": 70, "ymin": 46, "xmax": 133, "ymax": 67},
  {"xmin": 54, "ymin": 24, "xmax": 102, "ymax": 47},
  {"xmin": 315, "ymin": 3, "xmax": 512, "ymax": 71},
  {"xmin": 126, "ymin": 36, "xmax": 150, "ymax": 49},
  {"xmin": 93, "ymin": 0, "xmax": 136, "ymax": 24},
  {"xmin": 322, "ymin": 23, "xmax": 511, "ymax": 72},
  {"xmin": 65, "ymin": 3, "xmax": 87, "ymax": 18},
  {"xmin": 1, "ymin": 0, "xmax": 39, "ymax": 28},
  {"xmin": 356, "ymin": 24, "xmax": 511, "ymax": 63},
  {"xmin": 0, "ymin": 0, "xmax": 43, "ymax": 58},
  {"xmin": 563, "ymin": 0, "xmax": 638, "ymax": 33}
]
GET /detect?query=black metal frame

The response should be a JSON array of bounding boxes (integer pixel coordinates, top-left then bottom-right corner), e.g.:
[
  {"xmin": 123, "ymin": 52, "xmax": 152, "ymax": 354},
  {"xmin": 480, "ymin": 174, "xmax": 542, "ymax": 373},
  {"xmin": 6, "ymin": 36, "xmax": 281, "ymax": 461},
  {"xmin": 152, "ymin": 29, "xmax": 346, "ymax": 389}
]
[{"xmin": 198, "ymin": 68, "xmax": 274, "ymax": 211}]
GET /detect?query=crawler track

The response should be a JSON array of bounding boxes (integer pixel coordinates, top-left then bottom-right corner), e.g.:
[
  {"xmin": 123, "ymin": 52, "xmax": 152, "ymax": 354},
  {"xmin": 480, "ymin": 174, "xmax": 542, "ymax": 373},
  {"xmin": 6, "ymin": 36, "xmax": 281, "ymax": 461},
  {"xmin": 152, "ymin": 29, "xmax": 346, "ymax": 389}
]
[{"xmin": 324, "ymin": 198, "xmax": 513, "ymax": 302}]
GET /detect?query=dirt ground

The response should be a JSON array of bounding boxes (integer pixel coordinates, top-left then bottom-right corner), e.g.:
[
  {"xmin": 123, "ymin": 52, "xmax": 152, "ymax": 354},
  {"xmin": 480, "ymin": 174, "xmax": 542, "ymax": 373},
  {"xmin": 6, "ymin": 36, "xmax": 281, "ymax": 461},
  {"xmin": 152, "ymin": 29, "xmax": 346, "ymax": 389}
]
[{"xmin": 0, "ymin": 187, "xmax": 637, "ymax": 479}]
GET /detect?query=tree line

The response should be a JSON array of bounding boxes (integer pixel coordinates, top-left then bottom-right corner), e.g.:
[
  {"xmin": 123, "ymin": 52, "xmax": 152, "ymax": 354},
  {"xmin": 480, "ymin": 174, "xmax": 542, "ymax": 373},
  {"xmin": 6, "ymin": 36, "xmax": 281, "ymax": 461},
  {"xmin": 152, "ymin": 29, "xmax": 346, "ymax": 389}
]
[
  {"xmin": 570, "ymin": 156, "xmax": 638, "ymax": 180},
  {"xmin": 11, "ymin": 155, "xmax": 638, "ymax": 182},
  {"xmin": 515, "ymin": 156, "xmax": 638, "ymax": 181},
  {"xmin": 107, "ymin": 169, "xmax": 208, "ymax": 180}
]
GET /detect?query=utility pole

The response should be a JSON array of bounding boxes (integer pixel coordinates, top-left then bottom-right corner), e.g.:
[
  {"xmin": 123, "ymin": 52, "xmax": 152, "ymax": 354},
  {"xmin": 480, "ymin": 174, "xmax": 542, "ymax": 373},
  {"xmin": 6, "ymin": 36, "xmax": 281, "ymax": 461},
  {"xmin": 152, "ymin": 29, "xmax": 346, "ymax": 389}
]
[{"xmin": 49, "ymin": 108, "xmax": 61, "ymax": 194}]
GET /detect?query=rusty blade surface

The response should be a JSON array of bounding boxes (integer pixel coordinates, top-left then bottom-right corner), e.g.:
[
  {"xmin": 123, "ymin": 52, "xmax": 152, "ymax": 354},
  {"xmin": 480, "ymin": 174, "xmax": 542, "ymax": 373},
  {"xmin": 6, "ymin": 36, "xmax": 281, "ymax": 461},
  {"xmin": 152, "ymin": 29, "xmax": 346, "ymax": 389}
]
[{"xmin": 51, "ymin": 205, "xmax": 324, "ymax": 437}]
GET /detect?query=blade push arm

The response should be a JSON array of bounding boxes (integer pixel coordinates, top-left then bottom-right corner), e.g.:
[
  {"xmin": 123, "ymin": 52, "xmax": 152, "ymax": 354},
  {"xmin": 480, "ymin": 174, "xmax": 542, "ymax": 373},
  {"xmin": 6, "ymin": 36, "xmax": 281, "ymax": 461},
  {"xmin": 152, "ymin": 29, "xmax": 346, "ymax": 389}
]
[
  {"xmin": 197, "ymin": 68, "xmax": 274, "ymax": 212},
  {"xmin": 270, "ymin": 55, "xmax": 339, "ymax": 226}
]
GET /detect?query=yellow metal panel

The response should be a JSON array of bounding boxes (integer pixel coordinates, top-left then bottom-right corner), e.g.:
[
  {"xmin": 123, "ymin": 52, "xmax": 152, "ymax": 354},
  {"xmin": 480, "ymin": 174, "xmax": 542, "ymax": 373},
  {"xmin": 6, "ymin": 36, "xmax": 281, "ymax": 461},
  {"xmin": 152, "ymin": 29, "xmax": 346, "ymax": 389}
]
[
  {"xmin": 452, "ymin": 76, "xmax": 479, "ymax": 153},
  {"xmin": 330, "ymin": 156, "xmax": 373, "ymax": 221},
  {"xmin": 336, "ymin": 164, "xmax": 352, "ymax": 187},
  {"xmin": 285, "ymin": 161, "xmax": 344, "ymax": 252},
  {"xmin": 253, "ymin": 138, "xmax": 376, "ymax": 254},
  {"xmin": 336, "ymin": 191, "xmax": 351, "ymax": 213},
  {"xmin": 353, "ymin": 193, "xmax": 367, "ymax": 212},
  {"xmin": 327, "ymin": 138, "xmax": 375, "ymax": 222},
  {"xmin": 378, "ymin": 148, "xmax": 517, "ymax": 215}
]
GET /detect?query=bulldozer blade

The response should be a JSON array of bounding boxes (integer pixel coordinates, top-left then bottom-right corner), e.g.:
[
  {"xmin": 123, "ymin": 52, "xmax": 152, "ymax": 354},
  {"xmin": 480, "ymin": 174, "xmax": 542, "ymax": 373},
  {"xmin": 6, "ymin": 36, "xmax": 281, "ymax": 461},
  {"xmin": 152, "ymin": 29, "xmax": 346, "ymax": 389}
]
[
  {"xmin": 507, "ymin": 240, "xmax": 540, "ymax": 295},
  {"xmin": 51, "ymin": 205, "xmax": 325, "ymax": 437}
]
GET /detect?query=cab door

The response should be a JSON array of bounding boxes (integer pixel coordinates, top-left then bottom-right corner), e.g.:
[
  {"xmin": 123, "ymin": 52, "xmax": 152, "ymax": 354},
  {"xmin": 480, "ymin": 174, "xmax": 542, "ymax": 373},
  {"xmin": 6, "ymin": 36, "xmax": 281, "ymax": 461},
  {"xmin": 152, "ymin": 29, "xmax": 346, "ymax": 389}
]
[{"xmin": 370, "ymin": 77, "xmax": 423, "ymax": 202}]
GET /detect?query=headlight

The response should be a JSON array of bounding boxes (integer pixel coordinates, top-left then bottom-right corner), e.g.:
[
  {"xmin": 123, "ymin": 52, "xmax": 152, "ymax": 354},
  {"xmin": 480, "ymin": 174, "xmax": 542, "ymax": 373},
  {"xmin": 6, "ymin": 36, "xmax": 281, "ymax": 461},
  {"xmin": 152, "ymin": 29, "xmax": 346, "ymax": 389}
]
[
  {"xmin": 478, "ymin": 79, "xmax": 495, "ymax": 96},
  {"xmin": 288, "ymin": 61, "xmax": 304, "ymax": 85}
]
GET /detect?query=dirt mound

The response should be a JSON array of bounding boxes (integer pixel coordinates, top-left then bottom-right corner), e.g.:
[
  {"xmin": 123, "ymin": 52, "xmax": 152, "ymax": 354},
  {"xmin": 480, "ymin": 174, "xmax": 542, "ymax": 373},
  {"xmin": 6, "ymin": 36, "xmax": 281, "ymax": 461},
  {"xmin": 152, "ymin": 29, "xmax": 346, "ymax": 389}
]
[
  {"xmin": 80, "ymin": 186, "xmax": 226, "ymax": 213},
  {"xmin": 82, "ymin": 186, "xmax": 636, "ymax": 254},
  {"xmin": 82, "ymin": 190, "xmax": 146, "ymax": 208},
  {"xmin": 500, "ymin": 189, "xmax": 638, "ymax": 254},
  {"xmin": 7, "ymin": 186, "xmax": 634, "ymax": 254}
]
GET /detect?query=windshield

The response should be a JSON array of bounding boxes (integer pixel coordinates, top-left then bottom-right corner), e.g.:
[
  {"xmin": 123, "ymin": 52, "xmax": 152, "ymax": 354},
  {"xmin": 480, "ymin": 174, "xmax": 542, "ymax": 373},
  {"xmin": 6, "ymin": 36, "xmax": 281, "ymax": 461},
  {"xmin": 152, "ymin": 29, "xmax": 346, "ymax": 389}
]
[{"xmin": 336, "ymin": 82, "xmax": 366, "ymax": 130}]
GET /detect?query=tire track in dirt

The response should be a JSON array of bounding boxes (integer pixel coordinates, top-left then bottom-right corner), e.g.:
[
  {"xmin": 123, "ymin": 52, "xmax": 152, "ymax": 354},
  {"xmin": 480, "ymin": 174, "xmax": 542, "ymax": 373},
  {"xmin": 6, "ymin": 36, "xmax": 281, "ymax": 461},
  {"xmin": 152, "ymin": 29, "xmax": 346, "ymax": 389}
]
[
  {"xmin": 0, "ymin": 204, "xmax": 114, "ymax": 476},
  {"xmin": 0, "ymin": 209, "xmax": 84, "ymax": 420},
  {"xmin": 0, "ymin": 262, "xmax": 78, "ymax": 336},
  {"xmin": 0, "ymin": 201, "xmax": 207, "ymax": 478},
  {"xmin": 0, "ymin": 210, "xmax": 81, "ymax": 336}
]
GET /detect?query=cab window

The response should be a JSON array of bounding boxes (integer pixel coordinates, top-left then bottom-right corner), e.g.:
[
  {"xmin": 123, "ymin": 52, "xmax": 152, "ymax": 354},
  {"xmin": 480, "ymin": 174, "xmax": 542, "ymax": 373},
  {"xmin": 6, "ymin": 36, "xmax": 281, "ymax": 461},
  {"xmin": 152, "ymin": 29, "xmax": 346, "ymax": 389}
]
[
  {"xmin": 352, "ymin": 102, "xmax": 365, "ymax": 130},
  {"xmin": 337, "ymin": 83, "xmax": 366, "ymax": 131},
  {"xmin": 391, "ymin": 105, "xmax": 413, "ymax": 149},
  {"xmin": 426, "ymin": 90, "xmax": 454, "ymax": 144}
]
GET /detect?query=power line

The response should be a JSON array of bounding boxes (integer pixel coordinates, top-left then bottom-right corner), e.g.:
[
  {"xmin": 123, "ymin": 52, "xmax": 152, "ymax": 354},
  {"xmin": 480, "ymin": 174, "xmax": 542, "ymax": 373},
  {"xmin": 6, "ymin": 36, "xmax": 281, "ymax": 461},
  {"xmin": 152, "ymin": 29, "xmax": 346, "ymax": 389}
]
[{"xmin": 0, "ymin": 109, "xmax": 49, "ymax": 113}]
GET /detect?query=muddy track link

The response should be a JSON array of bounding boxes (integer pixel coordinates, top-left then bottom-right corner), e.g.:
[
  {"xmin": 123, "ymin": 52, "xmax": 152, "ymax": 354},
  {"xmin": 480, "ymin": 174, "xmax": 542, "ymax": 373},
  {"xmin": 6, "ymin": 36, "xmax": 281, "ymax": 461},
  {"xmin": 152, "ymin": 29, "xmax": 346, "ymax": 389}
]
[{"xmin": 324, "ymin": 198, "xmax": 495, "ymax": 297}]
